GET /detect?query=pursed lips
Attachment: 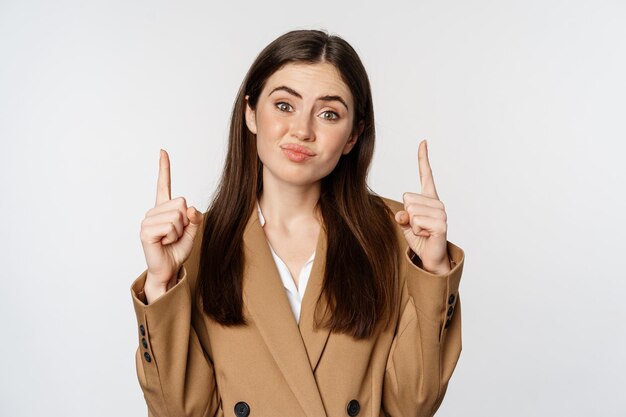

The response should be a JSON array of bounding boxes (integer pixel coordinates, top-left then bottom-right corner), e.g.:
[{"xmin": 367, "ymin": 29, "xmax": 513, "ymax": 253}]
[{"xmin": 280, "ymin": 143, "xmax": 316, "ymax": 156}]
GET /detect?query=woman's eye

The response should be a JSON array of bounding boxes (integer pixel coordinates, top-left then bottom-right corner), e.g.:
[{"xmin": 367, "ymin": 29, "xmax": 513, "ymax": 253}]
[
  {"xmin": 321, "ymin": 111, "xmax": 339, "ymax": 121},
  {"xmin": 276, "ymin": 102, "xmax": 292, "ymax": 112}
]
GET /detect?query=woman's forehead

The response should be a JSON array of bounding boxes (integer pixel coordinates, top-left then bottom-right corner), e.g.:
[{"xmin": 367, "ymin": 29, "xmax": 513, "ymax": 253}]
[{"xmin": 262, "ymin": 62, "xmax": 353, "ymax": 104}]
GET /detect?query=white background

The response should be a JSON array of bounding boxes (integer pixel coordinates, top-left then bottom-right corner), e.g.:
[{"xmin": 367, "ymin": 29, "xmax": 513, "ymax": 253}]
[{"xmin": 1, "ymin": 1, "xmax": 625, "ymax": 416}]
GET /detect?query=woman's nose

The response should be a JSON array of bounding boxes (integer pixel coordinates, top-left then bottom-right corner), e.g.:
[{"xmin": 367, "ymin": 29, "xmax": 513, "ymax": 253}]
[{"xmin": 290, "ymin": 112, "xmax": 315, "ymax": 141}]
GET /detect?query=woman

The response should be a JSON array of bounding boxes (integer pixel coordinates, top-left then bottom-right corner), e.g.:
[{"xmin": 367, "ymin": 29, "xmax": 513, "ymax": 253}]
[{"xmin": 132, "ymin": 29, "xmax": 465, "ymax": 417}]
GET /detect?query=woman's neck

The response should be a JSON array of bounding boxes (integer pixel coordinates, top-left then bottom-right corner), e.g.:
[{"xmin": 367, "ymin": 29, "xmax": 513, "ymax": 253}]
[{"xmin": 258, "ymin": 174, "xmax": 322, "ymax": 232}]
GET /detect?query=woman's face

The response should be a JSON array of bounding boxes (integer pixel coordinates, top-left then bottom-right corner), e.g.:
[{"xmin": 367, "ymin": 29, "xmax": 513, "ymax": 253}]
[{"xmin": 245, "ymin": 61, "xmax": 363, "ymax": 187}]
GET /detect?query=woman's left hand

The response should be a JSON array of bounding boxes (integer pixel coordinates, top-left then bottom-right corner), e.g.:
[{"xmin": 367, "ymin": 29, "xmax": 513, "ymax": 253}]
[{"xmin": 394, "ymin": 140, "xmax": 451, "ymax": 275}]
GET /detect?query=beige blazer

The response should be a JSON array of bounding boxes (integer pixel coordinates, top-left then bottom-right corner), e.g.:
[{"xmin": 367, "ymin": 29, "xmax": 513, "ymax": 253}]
[{"xmin": 130, "ymin": 196, "xmax": 465, "ymax": 417}]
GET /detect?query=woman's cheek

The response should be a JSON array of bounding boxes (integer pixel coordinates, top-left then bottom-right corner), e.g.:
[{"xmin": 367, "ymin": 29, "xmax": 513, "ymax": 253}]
[
  {"xmin": 317, "ymin": 148, "xmax": 344, "ymax": 176},
  {"xmin": 263, "ymin": 110, "xmax": 289, "ymax": 136}
]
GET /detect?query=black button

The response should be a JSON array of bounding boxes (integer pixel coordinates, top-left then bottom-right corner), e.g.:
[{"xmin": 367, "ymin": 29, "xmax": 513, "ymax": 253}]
[
  {"xmin": 347, "ymin": 399, "xmax": 360, "ymax": 416},
  {"xmin": 139, "ymin": 324, "xmax": 145, "ymax": 336},
  {"xmin": 447, "ymin": 306, "xmax": 454, "ymax": 317},
  {"xmin": 234, "ymin": 401, "xmax": 250, "ymax": 417},
  {"xmin": 141, "ymin": 338, "xmax": 148, "ymax": 349},
  {"xmin": 444, "ymin": 318, "xmax": 451, "ymax": 329},
  {"xmin": 144, "ymin": 352, "xmax": 152, "ymax": 362},
  {"xmin": 448, "ymin": 294, "xmax": 455, "ymax": 305}
]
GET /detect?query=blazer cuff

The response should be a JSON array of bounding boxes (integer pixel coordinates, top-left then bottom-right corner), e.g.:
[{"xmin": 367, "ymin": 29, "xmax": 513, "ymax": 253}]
[
  {"xmin": 130, "ymin": 265, "xmax": 193, "ymax": 383},
  {"xmin": 130, "ymin": 266, "xmax": 189, "ymax": 338},
  {"xmin": 404, "ymin": 240, "xmax": 465, "ymax": 325}
]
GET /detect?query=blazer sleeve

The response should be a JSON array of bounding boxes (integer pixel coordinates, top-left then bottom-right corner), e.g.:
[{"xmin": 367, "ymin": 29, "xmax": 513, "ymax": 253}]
[
  {"xmin": 131, "ymin": 265, "xmax": 222, "ymax": 417},
  {"xmin": 382, "ymin": 240, "xmax": 465, "ymax": 417}
]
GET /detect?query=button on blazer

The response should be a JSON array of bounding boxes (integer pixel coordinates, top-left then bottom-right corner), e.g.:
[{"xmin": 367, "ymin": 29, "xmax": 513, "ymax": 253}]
[{"xmin": 130, "ymin": 196, "xmax": 465, "ymax": 417}]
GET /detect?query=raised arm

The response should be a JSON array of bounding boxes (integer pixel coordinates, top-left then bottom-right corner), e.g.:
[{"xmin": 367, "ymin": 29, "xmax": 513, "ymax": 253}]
[
  {"xmin": 132, "ymin": 149, "xmax": 221, "ymax": 416},
  {"xmin": 382, "ymin": 242, "xmax": 464, "ymax": 416},
  {"xmin": 383, "ymin": 139, "xmax": 465, "ymax": 415}
]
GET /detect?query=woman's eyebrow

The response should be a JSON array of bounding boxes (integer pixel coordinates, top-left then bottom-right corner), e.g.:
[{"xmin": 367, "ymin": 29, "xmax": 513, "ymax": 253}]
[{"xmin": 268, "ymin": 85, "xmax": 349, "ymax": 111}]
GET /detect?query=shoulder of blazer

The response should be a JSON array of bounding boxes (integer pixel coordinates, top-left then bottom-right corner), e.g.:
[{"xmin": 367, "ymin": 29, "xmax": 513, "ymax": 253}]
[{"xmin": 379, "ymin": 195, "xmax": 404, "ymax": 213}]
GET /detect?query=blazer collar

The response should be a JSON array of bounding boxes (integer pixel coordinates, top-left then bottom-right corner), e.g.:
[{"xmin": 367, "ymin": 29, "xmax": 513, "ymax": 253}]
[{"xmin": 242, "ymin": 203, "xmax": 331, "ymax": 417}]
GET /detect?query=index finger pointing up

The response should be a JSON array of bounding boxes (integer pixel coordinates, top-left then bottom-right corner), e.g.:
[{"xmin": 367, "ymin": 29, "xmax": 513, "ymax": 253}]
[
  {"xmin": 156, "ymin": 149, "xmax": 172, "ymax": 207},
  {"xmin": 418, "ymin": 140, "xmax": 440, "ymax": 200}
]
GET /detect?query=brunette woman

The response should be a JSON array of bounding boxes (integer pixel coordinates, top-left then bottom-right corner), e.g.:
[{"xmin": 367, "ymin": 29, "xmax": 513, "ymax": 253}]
[{"xmin": 132, "ymin": 28, "xmax": 465, "ymax": 417}]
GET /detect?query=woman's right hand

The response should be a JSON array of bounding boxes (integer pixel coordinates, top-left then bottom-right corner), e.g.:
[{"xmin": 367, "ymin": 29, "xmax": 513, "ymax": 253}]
[{"xmin": 139, "ymin": 149, "xmax": 204, "ymax": 300}]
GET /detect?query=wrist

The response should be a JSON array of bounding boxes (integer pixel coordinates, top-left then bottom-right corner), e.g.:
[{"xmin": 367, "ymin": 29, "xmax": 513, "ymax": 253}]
[
  {"xmin": 410, "ymin": 250, "xmax": 452, "ymax": 275},
  {"xmin": 422, "ymin": 260, "xmax": 451, "ymax": 275},
  {"xmin": 144, "ymin": 272, "xmax": 174, "ymax": 304},
  {"xmin": 144, "ymin": 282, "xmax": 167, "ymax": 304}
]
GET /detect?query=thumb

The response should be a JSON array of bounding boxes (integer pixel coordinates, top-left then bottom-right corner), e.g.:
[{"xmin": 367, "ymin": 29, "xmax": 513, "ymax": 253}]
[
  {"xmin": 187, "ymin": 206, "xmax": 203, "ymax": 225},
  {"xmin": 395, "ymin": 210, "xmax": 409, "ymax": 225},
  {"xmin": 181, "ymin": 206, "xmax": 203, "ymax": 242}
]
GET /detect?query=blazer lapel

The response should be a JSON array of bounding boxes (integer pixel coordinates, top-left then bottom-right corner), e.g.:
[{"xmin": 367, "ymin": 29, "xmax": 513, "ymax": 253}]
[
  {"xmin": 297, "ymin": 222, "xmax": 332, "ymax": 373},
  {"xmin": 242, "ymin": 206, "xmax": 330, "ymax": 417}
]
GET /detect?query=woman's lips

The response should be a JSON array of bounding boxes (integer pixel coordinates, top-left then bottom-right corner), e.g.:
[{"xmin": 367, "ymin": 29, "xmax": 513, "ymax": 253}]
[
  {"xmin": 280, "ymin": 143, "xmax": 316, "ymax": 162},
  {"xmin": 280, "ymin": 143, "xmax": 316, "ymax": 155},
  {"xmin": 281, "ymin": 148, "xmax": 314, "ymax": 162}
]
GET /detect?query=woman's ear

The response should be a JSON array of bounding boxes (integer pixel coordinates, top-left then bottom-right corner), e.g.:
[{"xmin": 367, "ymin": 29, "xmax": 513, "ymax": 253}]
[
  {"xmin": 343, "ymin": 120, "xmax": 365, "ymax": 154},
  {"xmin": 244, "ymin": 95, "xmax": 258, "ymax": 135}
]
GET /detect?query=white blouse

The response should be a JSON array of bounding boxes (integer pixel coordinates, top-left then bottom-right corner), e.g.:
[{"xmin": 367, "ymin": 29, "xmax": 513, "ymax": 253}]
[{"xmin": 256, "ymin": 201, "xmax": 315, "ymax": 324}]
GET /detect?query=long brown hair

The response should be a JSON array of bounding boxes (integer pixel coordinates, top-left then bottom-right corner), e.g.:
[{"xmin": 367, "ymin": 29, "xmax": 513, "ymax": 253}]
[{"xmin": 197, "ymin": 29, "xmax": 400, "ymax": 340}]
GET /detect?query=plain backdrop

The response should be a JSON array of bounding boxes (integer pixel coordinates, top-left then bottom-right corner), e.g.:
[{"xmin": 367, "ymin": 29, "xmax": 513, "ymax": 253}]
[{"xmin": 1, "ymin": 0, "xmax": 625, "ymax": 416}]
